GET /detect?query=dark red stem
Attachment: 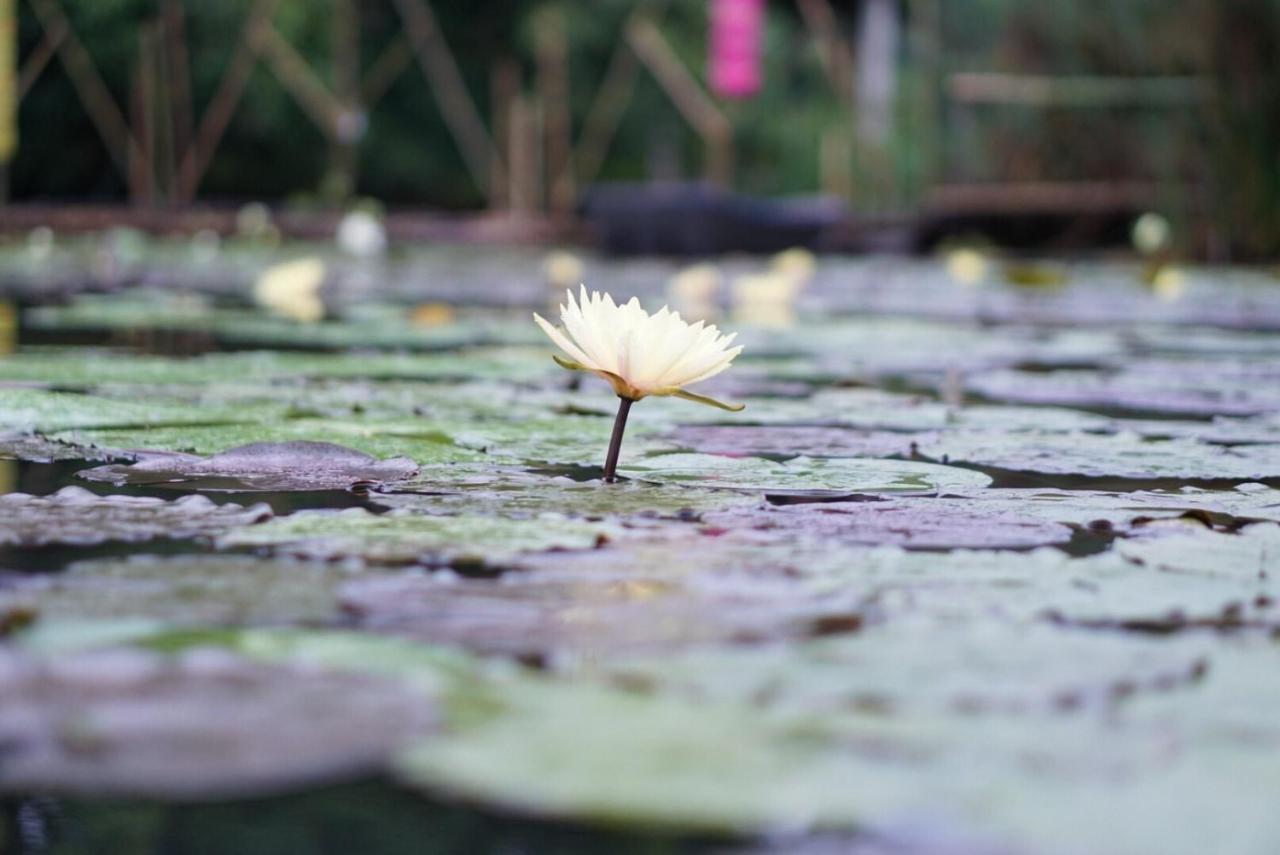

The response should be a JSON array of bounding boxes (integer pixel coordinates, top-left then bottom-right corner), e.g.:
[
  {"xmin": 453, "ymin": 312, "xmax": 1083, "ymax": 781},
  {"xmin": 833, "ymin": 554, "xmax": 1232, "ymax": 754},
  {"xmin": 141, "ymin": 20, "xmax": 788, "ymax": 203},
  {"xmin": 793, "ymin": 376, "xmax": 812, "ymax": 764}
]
[{"xmin": 602, "ymin": 396, "xmax": 633, "ymax": 483}]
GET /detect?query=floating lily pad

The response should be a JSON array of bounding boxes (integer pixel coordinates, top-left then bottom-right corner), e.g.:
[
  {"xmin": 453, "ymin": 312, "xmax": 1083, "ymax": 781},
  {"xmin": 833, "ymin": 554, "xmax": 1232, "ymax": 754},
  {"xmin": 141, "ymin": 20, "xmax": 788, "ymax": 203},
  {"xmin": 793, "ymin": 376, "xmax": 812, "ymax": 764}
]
[
  {"xmin": 700, "ymin": 501, "xmax": 1074, "ymax": 550},
  {"xmin": 0, "ymin": 346, "xmax": 551, "ymax": 387},
  {"xmin": 0, "ymin": 487, "xmax": 271, "ymax": 547},
  {"xmin": 807, "ymin": 387, "xmax": 1116, "ymax": 433},
  {"xmin": 79, "ymin": 441, "xmax": 419, "ymax": 492},
  {"xmin": 219, "ymin": 508, "xmax": 617, "ymax": 568},
  {"xmin": 621, "ymin": 453, "xmax": 992, "ymax": 496},
  {"xmin": 0, "ymin": 434, "xmax": 126, "ymax": 462},
  {"xmin": 376, "ymin": 465, "xmax": 759, "ymax": 519},
  {"xmin": 0, "ymin": 554, "xmax": 373, "ymax": 626},
  {"xmin": 914, "ymin": 431, "xmax": 1280, "ymax": 481},
  {"xmin": 950, "ymin": 484, "xmax": 1280, "ymax": 527},
  {"xmin": 337, "ymin": 567, "xmax": 860, "ymax": 659},
  {"xmin": 0, "ymin": 645, "xmax": 433, "ymax": 798},
  {"xmin": 0, "ymin": 387, "xmax": 280, "ymax": 433},
  {"xmin": 967, "ymin": 361, "xmax": 1280, "ymax": 418},
  {"xmin": 659, "ymin": 425, "xmax": 926, "ymax": 459},
  {"xmin": 605, "ymin": 622, "xmax": 1209, "ymax": 719},
  {"xmin": 52, "ymin": 419, "xmax": 484, "ymax": 465}
]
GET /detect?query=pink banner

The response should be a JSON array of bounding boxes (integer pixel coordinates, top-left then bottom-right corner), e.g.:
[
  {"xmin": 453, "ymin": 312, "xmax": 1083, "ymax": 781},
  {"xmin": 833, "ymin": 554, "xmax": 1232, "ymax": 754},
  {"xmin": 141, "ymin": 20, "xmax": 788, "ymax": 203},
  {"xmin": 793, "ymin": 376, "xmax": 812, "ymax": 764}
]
[{"xmin": 709, "ymin": 0, "xmax": 764, "ymax": 100}]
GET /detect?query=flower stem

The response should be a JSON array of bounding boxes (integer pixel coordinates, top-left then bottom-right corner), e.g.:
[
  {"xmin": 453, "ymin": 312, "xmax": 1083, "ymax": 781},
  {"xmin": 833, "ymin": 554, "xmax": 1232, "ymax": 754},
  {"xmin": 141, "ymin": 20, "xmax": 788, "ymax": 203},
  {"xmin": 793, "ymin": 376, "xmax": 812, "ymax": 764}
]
[{"xmin": 602, "ymin": 396, "xmax": 633, "ymax": 483}]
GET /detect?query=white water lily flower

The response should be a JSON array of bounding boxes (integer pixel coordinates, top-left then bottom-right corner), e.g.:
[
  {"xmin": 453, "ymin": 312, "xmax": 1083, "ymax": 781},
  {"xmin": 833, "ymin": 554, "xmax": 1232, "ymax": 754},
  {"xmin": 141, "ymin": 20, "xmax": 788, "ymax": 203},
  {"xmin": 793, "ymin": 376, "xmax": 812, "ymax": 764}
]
[{"xmin": 535, "ymin": 287, "xmax": 744, "ymax": 412}]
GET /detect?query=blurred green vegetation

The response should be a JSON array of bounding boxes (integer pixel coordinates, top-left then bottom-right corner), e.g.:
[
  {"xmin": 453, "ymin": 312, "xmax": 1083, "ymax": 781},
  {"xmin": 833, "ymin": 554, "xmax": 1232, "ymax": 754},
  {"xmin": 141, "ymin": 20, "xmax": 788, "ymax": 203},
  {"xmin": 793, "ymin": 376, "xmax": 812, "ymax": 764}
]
[{"xmin": 8, "ymin": 0, "xmax": 1280, "ymax": 255}]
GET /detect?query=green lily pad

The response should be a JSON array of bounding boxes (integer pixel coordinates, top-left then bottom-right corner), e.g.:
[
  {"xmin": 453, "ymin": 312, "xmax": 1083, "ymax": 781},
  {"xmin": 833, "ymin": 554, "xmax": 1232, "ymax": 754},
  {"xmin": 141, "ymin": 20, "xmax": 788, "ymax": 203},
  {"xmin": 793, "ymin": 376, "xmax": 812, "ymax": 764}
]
[
  {"xmin": 218, "ymin": 508, "xmax": 617, "ymax": 568},
  {"xmin": 967, "ymin": 360, "xmax": 1280, "ymax": 418},
  {"xmin": 0, "ymin": 433, "xmax": 126, "ymax": 462},
  {"xmin": 621, "ymin": 453, "xmax": 992, "ymax": 496},
  {"xmin": 378, "ymin": 465, "xmax": 758, "ymax": 519},
  {"xmin": 52, "ymin": 419, "xmax": 485, "ymax": 465},
  {"xmin": 23, "ymin": 295, "xmax": 536, "ymax": 351},
  {"xmin": 0, "ymin": 387, "xmax": 281, "ymax": 433},
  {"xmin": 0, "ymin": 487, "xmax": 271, "ymax": 547},
  {"xmin": 948, "ymin": 484, "xmax": 1280, "ymax": 527},
  {"xmin": 0, "ymin": 347, "xmax": 553, "ymax": 386},
  {"xmin": 1, "ymin": 554, "xmax": 375, "ymax": 626},
  {"xmin": 658, "ymin": 425, "xmax": 926, "ymax": 459},
  {"xmin": 915, "ymin": 431, "xmax": 1280, "ymax": 481},
  {"xmin": 79, "ymin": 441, "xmax": 419, "ymax": 492}
]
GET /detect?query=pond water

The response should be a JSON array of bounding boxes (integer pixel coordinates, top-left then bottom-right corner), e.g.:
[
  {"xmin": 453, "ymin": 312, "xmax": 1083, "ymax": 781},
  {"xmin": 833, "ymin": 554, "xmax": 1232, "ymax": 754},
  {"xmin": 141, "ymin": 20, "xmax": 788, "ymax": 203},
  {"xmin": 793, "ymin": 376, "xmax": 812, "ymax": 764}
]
[{"xmin": 2, "ymin": 242, "xmax": 1280, "ymax": 855}]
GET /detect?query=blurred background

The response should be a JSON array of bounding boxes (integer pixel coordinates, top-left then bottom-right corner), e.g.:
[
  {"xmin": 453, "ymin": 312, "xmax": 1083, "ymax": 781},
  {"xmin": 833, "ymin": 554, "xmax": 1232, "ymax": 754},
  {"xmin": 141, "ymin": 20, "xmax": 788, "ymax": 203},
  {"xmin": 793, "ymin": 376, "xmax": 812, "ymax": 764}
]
[{"xmin": 1, "ymin": 0, "xmax": 1278, "ymax": 258}]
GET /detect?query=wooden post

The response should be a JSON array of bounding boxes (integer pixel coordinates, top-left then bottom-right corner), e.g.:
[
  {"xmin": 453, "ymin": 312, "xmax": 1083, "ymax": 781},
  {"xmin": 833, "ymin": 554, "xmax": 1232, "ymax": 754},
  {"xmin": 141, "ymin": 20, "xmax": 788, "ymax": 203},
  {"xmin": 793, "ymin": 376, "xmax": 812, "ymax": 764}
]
[
  {"xmin": 907, "ymin": 0, "xmax": 940, "ymax": 204},
  {"xmin": 490, "ymin": 56, "xmax": 518, "ymax": 211},
  {"xmin": 330, "ymin": 0, "xmax": 360, "ymax": 200},
  {"xmin": 572, "ymin": 2, "xmax": 669, "ymax": 187},
  {"xmin": 820, "ymin": 126, "xmax": 851, "ymax": 198},
  {"xmin": 129, "ymin": 27, "xmax": 156, "ymax": 205},
  {"xmin": 536, "ymin": 5, "xmax": 573, "ymax": 217},
  {"xmin": 507, "ymin": 94, "xmax": 537, "ymax": 214},
  {"xmin": 27, "ymin": 0, "xmax": 144, "ymax": 182},
  {"xmin": 177, "ymin": 0, "xmax": 281, "ymax": 201},
  {"xmin": 796, "ymin": 0, "xmax": 854, "ymax": 104},
  {"xmin": 144, "ymin": 20, "xmax": 178, "ymax": 202},
  {"xmin": 625, "ymin": 16, "xmax": 733, "ymax": 186},
  {"xmin": 251, "ymin": 21, "xmax": 343, "ymax": 136},
  {"xmin": 160, "ymin": 0, "xmax": 192, "ymax": 165},
  {"xmin": 0, "ymin": 0, "xmax": 15, "ymax": 178},
  {"xmin": 391, "ymin": 0, "xmax": 503, "ymax": 201},
  {"xmin": 360, "ymin": 36, "xmax": 412, "ymax": 109}
]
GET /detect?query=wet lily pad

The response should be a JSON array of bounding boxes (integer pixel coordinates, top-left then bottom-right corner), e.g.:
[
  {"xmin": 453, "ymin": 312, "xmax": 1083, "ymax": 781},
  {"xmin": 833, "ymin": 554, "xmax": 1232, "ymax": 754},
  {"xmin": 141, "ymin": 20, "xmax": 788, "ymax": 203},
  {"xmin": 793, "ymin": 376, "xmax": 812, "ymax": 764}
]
[
  {"xmin": 0, "ymin": 554, "xmax": 373, "ymax": 626},
  {"xmin": 700, "ymin": 501, "xmax": 1074, "ymax": 550},
  {"xmin": 79, "ymin": 441, "xmax": 419, "ymax": 492},
  {"xmin": 914, "ymin": 431, "xmax": 1280, "ymax": 481},
  {"xmin": 23, "ymin": 296, "xmax": 510, "ymax": 351},
  {"xmin": 0, "ymin": 487, "xmax": 271, "ymax": 547},
  {"xmin": 0, "ymin": 434, "xmax": 126, "ymax": 462},
  {"xmin": 659, "ymin": 425, "xmax": 926, "ymax": 459},
  {"xmin": 621, "ymin": 453, "xmax": 992, "ymax": 496},
  {"xmin": 337, "ymin": 568, "xmax": 860, "ymax": 659},
  {"xmin": 967, "ymin": 360, "xmax": 1280, "ymax": 418},
  {"xmin": 52, "ymin": 419, "xmax": 485, "ymax": 466},
  {"xmin": 0, "ymin": 387, "xmax": 278, "ymax": 433},
  {"xmin": 218, "ymin": 508, "xmax": 616, "ymax": 568},
  {"xmin": 0, "ymin": 346, "xmax": 552, "ymax": 387},
  {"xmin": 950, "ymin": 484, "xmax": 1280, "ymax": 527},
  {"xmin": 377, "ymin": 465, "xmax": 759, "ymax": 519},
  {"xmin": 0, "ymin": 645, "xmax": 433, "ymax": 798}
]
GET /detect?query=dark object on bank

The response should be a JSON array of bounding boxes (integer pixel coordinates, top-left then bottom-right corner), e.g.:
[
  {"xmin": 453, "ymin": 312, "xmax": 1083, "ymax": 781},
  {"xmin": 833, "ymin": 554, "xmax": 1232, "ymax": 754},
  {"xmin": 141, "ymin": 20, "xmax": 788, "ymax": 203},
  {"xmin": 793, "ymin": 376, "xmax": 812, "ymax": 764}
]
[{"xmin": 581, "ymin": 182, "xmax": 846, "ymax": 256}]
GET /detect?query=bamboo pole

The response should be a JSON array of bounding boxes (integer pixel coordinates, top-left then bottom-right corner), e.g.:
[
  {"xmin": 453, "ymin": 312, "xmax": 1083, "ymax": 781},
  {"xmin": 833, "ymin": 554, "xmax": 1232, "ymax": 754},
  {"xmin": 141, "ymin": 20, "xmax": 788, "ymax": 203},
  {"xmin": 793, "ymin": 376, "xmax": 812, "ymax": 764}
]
[
  {"xmin": 251, "ymin": 20, "xmax": 344, "ymax": 137},
  {"xmin": 360, "ymin": 35, "xmax": 412, "ymax": 109},
  {"xmin": 330, "ymin": 0, "xmax": 361, "ymax": 199},
  {"xmin": 0, "ymin": 0, "xmax": 14, "ymax": 168},
  {"xmin": 16, "ymin": 13, "xmax": 63, "ymax": 99},
  {"xmin": 625, "ymin": 16, "xmax": 732, "ymax": 186},
  {"xmin": 27, "ymin": 0, "xmax": 145, "ymax": 181},
  {"xmin": 391, "ymin": 0, "xmax": 503, "ymax": 201},
  {"xmin": 128, "ymin": 35, "xmax": 151, "ymax": 204},
  {"xmin": 507, "ymin": 94, "xmax": 536, "ymax": 213},
  {"xmin": 796, "ymin": 0, "xmax": 854, "ymax": 104},
  {"xmin": 490, "ymin": 56, "xmax": 518, "ymax": 211},
  {"xmin": 160, "ymin": 0, "xmax": 193, "ymax": 164},
  {"xmin": 571, "ymin": 0, "xmax": 669, "ymax": 188},
  {"xmin": 535, "ymin": 5, "xmax": 573, "ymax": 216},
  {"xmin": 176, "ymin": 0, "xmax": 281, "ymax": 201}
]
